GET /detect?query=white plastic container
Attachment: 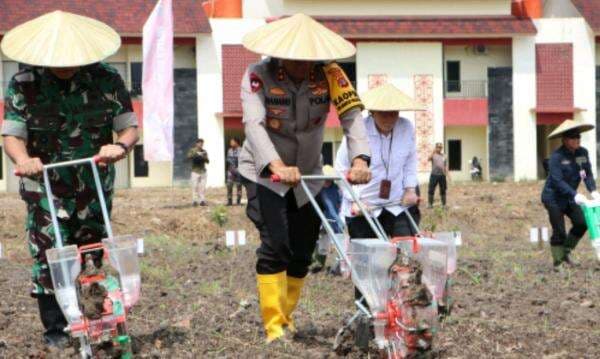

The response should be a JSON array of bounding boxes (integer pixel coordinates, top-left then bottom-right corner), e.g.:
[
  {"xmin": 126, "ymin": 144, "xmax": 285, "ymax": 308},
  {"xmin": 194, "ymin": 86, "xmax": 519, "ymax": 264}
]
[
  {"xmin": 46, "ymin": 245, "xmax": 82, "ymax": 323},
  {"xmin": 592, "ymin": 240, "xmax": 600, "ymax": 261},
  {"xmin": 349, "ymin": 239, "xmax": 397, "ymax": 312},
  {"xmin": 434, "ymin": 232, "xmax": 457, "ymax": 275},
  {"xmin": 317, "ymin": 229, "xmax": 330, "ymax": 255},
  {"xmin": 102, "ymin": 236, "xmax": 141, "ymax": 308},
  {"xmin": 397, "ymin": 237, "xmax": 448, "ymax": 301}
]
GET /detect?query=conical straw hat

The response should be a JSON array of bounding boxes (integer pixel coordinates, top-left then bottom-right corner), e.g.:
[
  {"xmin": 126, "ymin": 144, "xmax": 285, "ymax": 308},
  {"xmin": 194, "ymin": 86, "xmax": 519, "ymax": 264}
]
[
  {"xmin": 362, "ymin": 83, "xmax": 426, "ymax": 111},
  {"xmin": 1, "ymin": 11, "xmax": 121, "ymax": 67},
  {"xmin": 548, "ymin": 119, "xmax": 594, "ymax": 139},
  {"xmin": 242, "ymin": 13, "xmax": 356, "ymax": 61}
]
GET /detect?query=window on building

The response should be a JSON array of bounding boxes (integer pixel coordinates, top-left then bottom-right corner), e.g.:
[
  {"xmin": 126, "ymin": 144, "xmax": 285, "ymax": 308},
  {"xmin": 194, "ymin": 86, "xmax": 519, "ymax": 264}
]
[
  {"xmin": 0, "ymin": 146, "xmax": 3, "ymax": 180},
  {"xmin": 134, "ymin": 145, "xmax": 149, "ymax": 177},
  {"xmin": 2, "ymin": 61, "xmax": 20, "ymax": 97},
  {"xmin": 130, "ymin": 62, "xmax": 143, "ymax": 96},
  {"xmin": 338, "ymin": 62, "xmax": 357, "ymax": 88},
  {"xmin": 447, "ymin": 140, "xmax": 462, "ymax": 171},
  {"xmin": 322, "ymin": 142, "xmax": 333, "ymax": 166},
  {"xmin": 108, "ymin": 62, "xmax": 128, "ymax": 86},
  {"xmin": 446, "ymin": 61, "xmax": 461, "ymax": 93}
]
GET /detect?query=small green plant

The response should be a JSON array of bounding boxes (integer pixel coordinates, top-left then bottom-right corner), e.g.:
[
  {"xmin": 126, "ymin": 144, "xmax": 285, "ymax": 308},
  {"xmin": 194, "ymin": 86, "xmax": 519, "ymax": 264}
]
[
  {"xmin": 459, "ymin": 267, "xmax": 481, "ymax": 285},
  {"xmin": 211, "ymin": 205, "xmax": 228, "ymax": 228}
]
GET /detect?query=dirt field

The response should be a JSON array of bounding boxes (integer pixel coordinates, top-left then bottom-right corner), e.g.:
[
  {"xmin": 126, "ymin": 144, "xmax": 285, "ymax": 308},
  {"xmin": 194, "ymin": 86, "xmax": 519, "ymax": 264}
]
[{"xmin": 1, "ymin": 181, "xmax": 599, "ymax": 358}]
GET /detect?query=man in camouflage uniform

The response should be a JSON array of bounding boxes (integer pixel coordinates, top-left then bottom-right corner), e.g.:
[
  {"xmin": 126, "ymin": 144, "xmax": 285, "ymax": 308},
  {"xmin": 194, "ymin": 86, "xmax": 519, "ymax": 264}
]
[{"xmin": 1, "ymin": 11, "xmax": 138, "ymax": 347}]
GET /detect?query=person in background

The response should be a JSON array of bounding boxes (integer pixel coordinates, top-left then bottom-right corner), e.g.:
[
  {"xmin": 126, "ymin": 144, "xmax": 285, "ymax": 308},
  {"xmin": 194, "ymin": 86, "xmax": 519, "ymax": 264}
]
[
  {"xmin": 226, "ymin": 137, "xmax": 243, "ymax": 206},
  {"xmin": 541, "ymin": 119, "xmax": 598, "ymax": 269},
  {"xmin": 187, "ymin": 138, "xmax": 209, "ymax": 206},
  {"xmin": 336, "ymin": 83, "xmax": 423, "ymax": 242},
  {"xmin": 1, "ymin": 11, "xmax": 138, "ymax": 348},
  {"xmin": 428, "ymin": 142, "xmax": 449, "ymax": 208}
]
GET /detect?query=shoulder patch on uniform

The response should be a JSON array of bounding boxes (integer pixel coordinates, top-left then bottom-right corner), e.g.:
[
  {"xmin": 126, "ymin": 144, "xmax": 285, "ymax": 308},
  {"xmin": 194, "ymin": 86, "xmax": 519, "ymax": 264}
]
[
  {"xmin": 250, "ymin": 73, "xmax": 263, "ymax": 93},
  {"xmin": 575, "ymin": 156, "xmax": 587, "ymax": 165}
]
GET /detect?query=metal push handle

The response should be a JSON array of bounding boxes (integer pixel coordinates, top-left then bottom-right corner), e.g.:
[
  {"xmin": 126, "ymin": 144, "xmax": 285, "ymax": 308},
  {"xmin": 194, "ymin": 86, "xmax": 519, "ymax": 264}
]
[
  {"xmin": 15, "ymin": 156, "xmax": 113, "ymax": 248},
  {"xmin": 365, "ymin": 199, "xmax": 421, "ymax": 236},
  {"xmin": 271, "ymin": 173, "xmax": 388, "ymax": 265}
]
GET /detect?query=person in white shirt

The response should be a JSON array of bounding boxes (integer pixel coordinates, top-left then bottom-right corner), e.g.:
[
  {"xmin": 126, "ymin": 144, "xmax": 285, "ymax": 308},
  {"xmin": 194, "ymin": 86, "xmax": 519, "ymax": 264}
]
[{"xmin": 335, "ymin": 83, "xmax": 424, "ymax": 240}]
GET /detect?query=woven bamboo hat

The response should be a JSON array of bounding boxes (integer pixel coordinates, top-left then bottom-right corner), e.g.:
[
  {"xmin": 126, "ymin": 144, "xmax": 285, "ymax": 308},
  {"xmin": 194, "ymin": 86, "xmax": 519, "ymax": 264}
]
[
  {"xmin": 242, "ymin": 13, "xmax": 356, "ymax": 61},
  {"xmin": 548, "ymin": 119, "xmax": 594, "ymax": 139},
  {"xmin": 362, "ymin": 83, "xmax": 426, "ymax": 111},
  {"xmin": 1, "ymin": 10, "xmax": 121, "ymax": 67}
]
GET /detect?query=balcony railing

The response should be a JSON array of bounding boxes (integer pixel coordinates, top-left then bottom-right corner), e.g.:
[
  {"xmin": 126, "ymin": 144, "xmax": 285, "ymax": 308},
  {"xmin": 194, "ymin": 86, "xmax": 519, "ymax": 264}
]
[{"xmin": 444, "ymin": 80, "xmax": 488, "ymax": 98}]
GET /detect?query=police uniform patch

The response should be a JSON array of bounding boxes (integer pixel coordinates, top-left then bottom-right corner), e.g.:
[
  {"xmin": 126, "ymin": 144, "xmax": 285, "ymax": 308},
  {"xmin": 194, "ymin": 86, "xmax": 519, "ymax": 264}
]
[
  {"xmin": 269, "ymin": 87, "xmax": 286, "ymax": 96},
  {"xmin": 267, "ymin": 107, "xmax": 286, "ymax": 116},
  {"xmin": 267, "ymin": 117, "xmax": 282, "ymax": 130},
  {"xmin": 250, "ymin": 73, "xmax": 263, "ymax": 93},
  {"xmin": 311, "ymin": 85, "xmax": 328, "ymax": 96},
  {"xmin": 323, "ymin": 63, "xmax": 363, "ymax": 116}
]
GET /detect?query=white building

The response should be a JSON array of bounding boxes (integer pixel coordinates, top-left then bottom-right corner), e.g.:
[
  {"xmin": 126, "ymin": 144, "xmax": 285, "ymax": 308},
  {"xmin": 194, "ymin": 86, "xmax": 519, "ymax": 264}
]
[{"xmin": 2, "ymin": 0, "xmax": 600, "ymax": 192}]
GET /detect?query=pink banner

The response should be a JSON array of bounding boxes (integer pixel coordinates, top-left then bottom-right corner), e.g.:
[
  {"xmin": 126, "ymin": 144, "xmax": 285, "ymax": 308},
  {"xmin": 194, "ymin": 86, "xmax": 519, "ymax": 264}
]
[{"xmin": 143, "ymin": 0, "xmax": 174, "ymax": 161}]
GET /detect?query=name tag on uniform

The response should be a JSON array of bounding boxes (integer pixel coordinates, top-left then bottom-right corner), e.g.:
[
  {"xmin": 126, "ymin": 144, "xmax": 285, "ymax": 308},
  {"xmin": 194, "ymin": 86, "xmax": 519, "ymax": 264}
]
[{"xmin": 561, "ymin": 160, "xmax": 571, "ymax": 165}]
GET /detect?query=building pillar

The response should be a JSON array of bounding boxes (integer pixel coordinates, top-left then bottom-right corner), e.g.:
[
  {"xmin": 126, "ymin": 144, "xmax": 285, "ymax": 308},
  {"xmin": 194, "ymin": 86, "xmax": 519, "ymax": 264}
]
[
  {"xmin": 196, "ymin": 34, "xmax": 225, "ymax": 187},
  {"xmin": 571, "ymin": 20, "xmax": 597, "ymax": 174},
  {"xmin": 512, "ymin": 36, "xmax": 538, "ymax": 181}
]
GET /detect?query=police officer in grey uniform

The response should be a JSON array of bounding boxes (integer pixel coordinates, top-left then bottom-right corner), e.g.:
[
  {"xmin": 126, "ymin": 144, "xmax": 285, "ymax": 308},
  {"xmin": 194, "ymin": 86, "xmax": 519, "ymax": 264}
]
[{"xmin": 238, "ymin": 14, "xmax": 371, "ymax": 342}]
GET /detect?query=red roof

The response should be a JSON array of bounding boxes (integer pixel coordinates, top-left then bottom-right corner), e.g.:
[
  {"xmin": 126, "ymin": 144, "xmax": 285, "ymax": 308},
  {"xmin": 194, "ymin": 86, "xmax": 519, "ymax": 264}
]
[
  {"xmin": 221, "ymin": 45, "xmax": 261, "ymax": 117},
  {"xmin": 536, "ymin": 43, "xmax": 574, "ymax": 113},
  {"xmin": 572, "ymin": 0, "xmax": 600, "ymax": 33},
  {"xmin": 315, "ymin": 16, "xmax": 536, "ymax": 38},
  {"xmin": 0, "ymin": 0, "xmax": 211, "ymax": 35},
  {"xmin": 444, "ymin": 99, "xmax": 488, "ymax": 126}
]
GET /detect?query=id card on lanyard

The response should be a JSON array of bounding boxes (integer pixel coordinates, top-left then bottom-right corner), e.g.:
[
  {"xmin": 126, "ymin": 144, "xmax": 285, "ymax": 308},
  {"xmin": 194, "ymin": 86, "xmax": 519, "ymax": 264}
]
[{"xmin": 379, "ymin": 131, "xmax": 393, "ymax": 199}]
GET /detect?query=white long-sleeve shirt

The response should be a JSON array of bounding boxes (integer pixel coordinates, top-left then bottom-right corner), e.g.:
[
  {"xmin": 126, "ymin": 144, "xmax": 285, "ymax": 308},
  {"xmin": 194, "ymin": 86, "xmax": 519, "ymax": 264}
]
[{"xmin": 335, "ymin": 115, "xmax": 418, "ymax": 218}]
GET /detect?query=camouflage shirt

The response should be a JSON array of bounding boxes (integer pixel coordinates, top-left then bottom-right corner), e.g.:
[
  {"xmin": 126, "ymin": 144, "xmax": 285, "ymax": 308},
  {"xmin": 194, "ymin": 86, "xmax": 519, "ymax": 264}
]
[{"xmin": 2, "ymin": 63, "xmax": 138, "ymax": 198}]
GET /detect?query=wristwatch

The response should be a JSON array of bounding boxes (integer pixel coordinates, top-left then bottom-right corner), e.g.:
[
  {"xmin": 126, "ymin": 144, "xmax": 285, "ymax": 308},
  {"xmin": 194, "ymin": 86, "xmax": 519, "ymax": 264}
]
[
  {"xmin": 115, "ymin": 142, "xmax": 129, "ymax": 153},
  {"xmin": 353, "ymin": 154, "xmax": 371, "ymax": 167}
]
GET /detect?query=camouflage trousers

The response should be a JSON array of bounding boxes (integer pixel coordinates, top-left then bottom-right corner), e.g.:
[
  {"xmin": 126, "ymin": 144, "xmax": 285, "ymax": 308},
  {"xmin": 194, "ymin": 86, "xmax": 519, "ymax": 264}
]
[{"xmin": 21, "ymin": 179, "xmax": 113, "ymax": 296}]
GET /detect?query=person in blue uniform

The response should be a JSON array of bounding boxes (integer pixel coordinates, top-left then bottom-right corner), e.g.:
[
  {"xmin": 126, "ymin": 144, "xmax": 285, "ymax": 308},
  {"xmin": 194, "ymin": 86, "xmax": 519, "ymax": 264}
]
[{"xmin": 541, "ymin": 119, "xmax": 599, "ymax": 268}]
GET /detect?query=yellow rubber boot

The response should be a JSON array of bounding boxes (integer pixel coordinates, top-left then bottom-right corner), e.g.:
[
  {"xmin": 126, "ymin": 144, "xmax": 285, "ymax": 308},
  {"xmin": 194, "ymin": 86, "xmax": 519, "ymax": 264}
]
[
  {"xmin": 285, "ymin": 276, "xmax": 305, "ymax": 332},
  {"xmin": 257, "ymin": 272, "xmax": 288, "ymax": 342}
]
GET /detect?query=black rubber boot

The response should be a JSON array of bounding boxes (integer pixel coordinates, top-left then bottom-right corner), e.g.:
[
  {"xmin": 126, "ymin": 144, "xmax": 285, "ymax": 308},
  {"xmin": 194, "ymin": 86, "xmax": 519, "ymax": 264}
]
[
  {"xmin": 227, "ymin": 198, "xmax": 233, "ymax": 206},
  {"xmin": 564, "ymin": 235, "xmax": 581, "ymax": 267},
  {"xmin": 550, "ymin": 246, "xmax": 567, "ymax": 268},
  {"xmin": 37, "ymin": 295, "xmax": 69, "ymax": 348},
  {"xmin": 441, "ymin": 194, "xmax": 447, "ymax": 207}
]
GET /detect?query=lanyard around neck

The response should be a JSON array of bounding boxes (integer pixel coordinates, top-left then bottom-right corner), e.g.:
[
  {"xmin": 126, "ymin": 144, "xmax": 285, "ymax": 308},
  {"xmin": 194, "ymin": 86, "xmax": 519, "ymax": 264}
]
[{"xmin": 379, "ymin": 129, "xmax": 394, "ymax": 179}]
